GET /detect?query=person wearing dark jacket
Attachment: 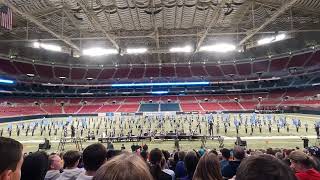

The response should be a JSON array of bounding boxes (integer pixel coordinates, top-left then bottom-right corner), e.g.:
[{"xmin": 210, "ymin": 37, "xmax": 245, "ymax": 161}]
[
  {"xmin": 149, "ymin": 148, "xmax": 172, "ymax": 180},
  {"xmin": 221, "ymin": 146, "xmax": 245, "ymax": 179}
]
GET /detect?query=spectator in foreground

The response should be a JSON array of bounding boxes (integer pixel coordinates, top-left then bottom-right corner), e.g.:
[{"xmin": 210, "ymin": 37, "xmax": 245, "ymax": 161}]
[
  {"xmin": 45, "ymin": 154, "xmax": 63, "ymax": 180},
  {"xmin": 236, "ymin": 154, "xmax": 297, "ymax": 180},
  {"xmin": 175, "ymin": 151, "xmax": 186, "ymax": 179},
  {"xmin": 93, "ymin": 153, "xmax": 153, "ymax": 180},
  {"xmin": 21, "ymin": 151, "xmax": 49, "ymax": 180},
  {"xmin": 220, "ymin": 148, "xmax": 231, "ymax": 170},
  {"xmin": 149, "ymin": 148, "xmax": 172, "ymax": 180},
  {"xmin": 57, "ymin": 150, "xmax": 83, "ymax": 180},
  {"xmin": 221, "ymin": 146, "xmax": 245, "ymax": 179},
  {"xmin": 289, "ymin": 150, "xmax": 320, "ymax": 180},
  {"xmin": 193, "ymin": 152, "xmax": 223, "ymax": 180},
  {"xmin": 0, "ymin": 137, "xmax": 23, "ymax": 180},
  {"xmin": 77, "ymin": 143, "xmax": 107, "ymax": 180},
  {"xmin": 182, "ymin": 151, "xmax": 199, "ymax": 180},
  {"xmin": 307, "ymin": 146, "xmax": 320, "ymax": 171}
]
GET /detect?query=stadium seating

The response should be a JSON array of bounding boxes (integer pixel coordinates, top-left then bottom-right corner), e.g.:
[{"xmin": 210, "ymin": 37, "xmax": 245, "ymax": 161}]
[
  {"xmin": 160, "ymin": 103, "xmax": 180, "ymax": 111},
  {"xmin": 139, "ymin": 104, "xmax": 159, "ymax": 112}
]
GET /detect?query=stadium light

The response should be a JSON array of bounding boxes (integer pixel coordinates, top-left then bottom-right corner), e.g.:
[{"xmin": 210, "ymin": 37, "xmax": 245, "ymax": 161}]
[
  {"xmin": 82, "ymin": 47, "xmax": 118, "ymax": 56},
  {"xmin": 150, "ymin": 91, "xmax": 169, "ymax": 94},
  {"xmin": 199, "ymin": 43, "xmax": 236, "ymax": 53},
  {"xmin": 126, "ymin": 48, "xmax": 148, "ymax": 54},
  {"xmin": 0, "ymin": 78, "xmax": 14, "ymax": 84},
  {"xmin": 33, "ymin": 42, "xmax": 62, "ymax": 52},
  {"xmin": 112, "ymin": 81, "xmax": 209, "ymax": 87},
  {"xmin": 169, "ymin": 45, "xmax": 193, "ymax": 53},
  {"xmin": 257, "ymin": 34, "xmax": 286, "ymax": 45}
]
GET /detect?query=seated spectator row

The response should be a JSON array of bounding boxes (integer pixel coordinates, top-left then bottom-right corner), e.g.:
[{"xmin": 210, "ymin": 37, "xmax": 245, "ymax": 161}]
[{"xmin": 0, "ymin": 50, "xmax": 319, "ymax": 80}]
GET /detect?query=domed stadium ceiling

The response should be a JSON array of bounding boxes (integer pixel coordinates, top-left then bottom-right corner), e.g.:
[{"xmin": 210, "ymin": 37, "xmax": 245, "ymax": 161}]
[{"xmin": 0, "ymin": 0, "xmax": 319, "ymax": 66}]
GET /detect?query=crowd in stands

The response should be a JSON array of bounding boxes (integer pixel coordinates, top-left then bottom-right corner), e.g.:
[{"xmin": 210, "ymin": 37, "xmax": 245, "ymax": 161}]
[{"xmin": 1, "ymin": 137, "xmax": 320, "ymax": 180}]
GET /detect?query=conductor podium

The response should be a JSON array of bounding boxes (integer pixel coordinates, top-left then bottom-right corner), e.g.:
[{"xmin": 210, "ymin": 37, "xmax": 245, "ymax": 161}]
[{"xmin": 38, "ymin": 138, "xmax": 51, "ymax": 150}]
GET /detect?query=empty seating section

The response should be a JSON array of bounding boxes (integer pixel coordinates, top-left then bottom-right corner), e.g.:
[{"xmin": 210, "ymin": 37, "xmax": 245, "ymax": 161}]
[
  {"xmin": 85, "ymin": 69, "xmax": 101, "ymax": 79},
  {"xmin": 41, "ymin": 106, "xmax": 62, "ymax": 114},
  {"xmin": 269, "ymin": 57, "xmax": 289, "ymax": 71},
  {"xmin": 145, "ymin": 67, "xmax": 160, "ymax": 77},
  {"xmin": 160, "ymin": 103, "xmax": 180, "ymax": 111},
  {"xmin": 128, "ymin": 67, "xmax": 145, "ymax": 79},
  {"xmin": 252, "ymin": 60, "xmax": 269, "ymax": 73},
  {"xmin": 305, "ymin": 51, "xmax": 320, "ymax": 67},
  {"xmin": 35, "ymin": 64, "xmax": 54, "ymax": 78},
  {"xmin": 180, "ymin": 103, "xmax": 203, "ymax": 112},
  {"xmin": 97, "ymin": 69, "xmax": 115, "ymax": 79},
  {"xmin": 287, "ymin": 52, "xmax": 312, "ymax": 68},
  {"xmin": 64, "ymin": 105, "xmax": 82, "ymax": 114},
  {"xmin": 13, "ymin": 61, "xmax": 36, "ymax": 75},
  {"xmin": 176, "ymin": 66, "xmax": 192, "ymax": 77},
  {"xmin": 240, "ymin": 102, "xmax": 256, "ymax": 110},
  {"xmin": 236, "ymin": 63, "xmax": 252, "ymax": 76},
  {"xmin": 71, "ymin": 68, "xmax": 86, "ymax": 80},
  {"xmin": 190, "ymin": 66, "xmax": 208, "ymax": 76},
  {"xmin": 200, "ymin": 103, "xmax": 223, "ymax": 111},
  {"xmin": 139, "ymin": 104, "xmax": 159, "ymax": 112},
  {"xmin": 178, "ymin": 96, "xmax": 196, "ymax": 102},
  {"xmin": 113, "ymin": 68, "xmax": 130, "ymax": 78},
  {"xmin": 117, "ymin": 104, "xmax": 139, "ymax": 112},
  {"xmin": 1, "ymin": 89, "xmax": 320, "ymax": 117},
  {"xmin": 161, "ymin": 66, "xmax": 175, "ymax": 77},
  {"xmin": 219, "ymin": 102, "xmax": 243, "ymax": 110},
  {"xmin": 96, "ymin": 105, "xmax": 120, "ymax": 113},
  {"xmin": 78, "ymin": 105, "xmax": 102, "ymax": 114},
  {"xmin": 0, "ymin": 106, "xmax": 44, "ymax": 117},
  {"xmin": 142, "ymin": 96, "xmax": 161, "ymax": 103},
  {"xmin": 69, "ymin": 98, "xmax": 82, "ymax": 104},
  {"xmin": 0, "ymin": 59, "xmax": 18, "ymax": 75},
  {"xmin": 221, "ymin": 65, "xmax": 236, "ymax": 75},
  {"xmin": 54, "ymin": 66, "xmax": 70, "ymax": 78},
  {"xmin": 205, "ymin": 65, "xmax": 223, "ymax": 76}
]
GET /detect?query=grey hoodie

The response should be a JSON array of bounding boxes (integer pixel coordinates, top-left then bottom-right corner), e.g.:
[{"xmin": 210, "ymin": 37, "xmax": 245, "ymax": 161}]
[
  {"xmin": 76, "ymin": 173, "xmax": 93, "ymax": 180},
  {"xmin": 56, "ymin": 168, "xmax": 84, "ymax": 180},
  {"xmin": 45, "ymin": 170, "xmax": 60, "ymax": 180}
]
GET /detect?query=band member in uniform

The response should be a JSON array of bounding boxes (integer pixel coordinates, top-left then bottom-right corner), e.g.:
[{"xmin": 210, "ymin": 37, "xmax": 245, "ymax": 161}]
[
  {"xmin": 268, "ymin": 124, "xmax": 271, "ymax": 133},
  {"xmin": 209, "ymin": 121, "xmax": 214, "ymax": 136},
  {"xmin": 305, "ymin": 123, "xmax": 308, "ymax": 133}
]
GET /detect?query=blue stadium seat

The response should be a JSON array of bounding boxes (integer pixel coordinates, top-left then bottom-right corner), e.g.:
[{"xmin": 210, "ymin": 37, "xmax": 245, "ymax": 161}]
[
  {"xmin": 160, "ymin": 103, "xmax": 180, "ymax": 111},
  {"xmin": 139, "ymin": 103, "xmax": 159, "ymax": 112}
]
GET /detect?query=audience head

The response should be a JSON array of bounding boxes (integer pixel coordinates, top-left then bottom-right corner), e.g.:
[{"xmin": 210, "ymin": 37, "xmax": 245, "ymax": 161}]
[
  {"xmin": 233, "ymin": 146, "xmax": 245, "ymax": 161},
  {"xmin": 140, "ymin": 151, "xmax": 148, "ymax": 161},
  {"xmin": 106, "ymin": 149, "xmax": 122, "ymax": 160},
  {"xmin": 184, "ymin": 151, "xmax": 199, "ymax": 177},
  {"xmin": 21, "ymin": 151, "xmax": 49, "ymax": 180},
  {"xmin": 93, "ymin": 153, "xmax": 153, "ymax": 180},
  {"xmin": 149, "ymin": 148, "xmax": 166, "ymax": 179},
  {"xmin": 193, "ymin": 152, "xmax": 223, "ymax": 180},
  {"xmin": 63, "ymin": 150, "xmax": 81, "ymax": 169},
  {"xmin": 236, "ymin": 154, "xmax": 297, "ymax": 180},
  {"xmin": 48, "ymin": 154, "xmax": 62, "ymax": 170},
  {"xmin": 0, "ymin": 137, "xmax": 23, "ymax": 180},
  {"xmin": 178, "ymin": 151, "xmax": 186, "ymax": 161},
  {"xmin": 82, "ymin": 143, "xmax": 107, "ymax": 173},
  {"xmin": 288, "ymin": 150, "xmax": 314, "ymax": 172},
  {"xmin": 220, "ymin": 148, "xmax": 231, "ymax": 160}
]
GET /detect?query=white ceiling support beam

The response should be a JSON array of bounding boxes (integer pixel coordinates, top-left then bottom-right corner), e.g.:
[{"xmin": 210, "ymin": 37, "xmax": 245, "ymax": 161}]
[
  {"xmin": 239, "ymin": 0, "xmax": 300, "ymax": 46},
  {"xmin": 1, "ymin": 0, "xmax": 80, "ymax": 51},
  {"xmin": 75, "ymin": 0, "xmax": 120, "ymax": 51},
  {"xmin": 151, "ymin": 0, "xmax": 161, "ymax": 62},
  {"xmin": 194, "ymin": 0, "xmax": 227, "ymax": 52}
]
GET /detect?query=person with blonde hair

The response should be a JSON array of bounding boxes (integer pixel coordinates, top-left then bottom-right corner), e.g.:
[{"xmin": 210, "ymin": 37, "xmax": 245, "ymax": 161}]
[{"xmin": 93, "ymin": 153, "xmax": 153, "ymax": 180}]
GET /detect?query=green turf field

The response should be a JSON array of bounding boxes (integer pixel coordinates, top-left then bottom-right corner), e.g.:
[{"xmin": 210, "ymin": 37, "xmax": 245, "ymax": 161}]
[{"xmin": 1, "ymin": 113, "xmax": 319, "ymax": 152}]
